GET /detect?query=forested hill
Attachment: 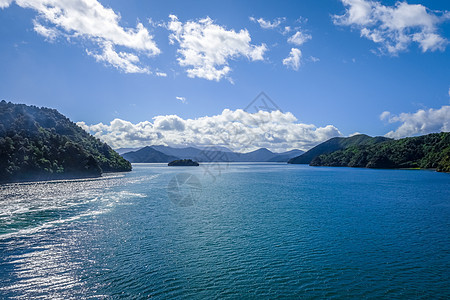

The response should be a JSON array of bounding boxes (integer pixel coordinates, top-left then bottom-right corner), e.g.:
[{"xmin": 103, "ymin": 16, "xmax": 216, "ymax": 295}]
[
  {"xmin": 310, "ymin": 132, "xmax": 450, "ymax": 172},
  {"xmin": 288, "ymin": 134, "xmax": 391, "ymax": 164},
  {"xmin": 0, "ymin": 101, "xmax": 131, "ymax": 183}
]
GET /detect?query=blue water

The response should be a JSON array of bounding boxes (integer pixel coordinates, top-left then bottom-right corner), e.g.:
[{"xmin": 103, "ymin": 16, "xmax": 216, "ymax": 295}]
[{"xmin": 1, "ymin": 163, "xmax": 449, "ymax": 299}]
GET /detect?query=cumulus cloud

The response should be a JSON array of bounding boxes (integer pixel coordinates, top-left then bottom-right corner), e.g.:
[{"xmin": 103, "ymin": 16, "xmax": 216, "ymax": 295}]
[
  {"xmin": 333, "ymin": 0, "xmax": 450, "ymax": 54},
  {"xmin": 381, "ymin": 105, "xmax": 450, "ymax": 138},
  {"xmin": 287, "ymin": 31, "xmax": 312, "ymax": 46},
  {"xmin": 78, "ymin": 109, "xmax": 342, "ymax": 152},
  {"xmin": 283, "ymin": 48, "xmax": 302, "ymax": 70},
  {"xmin": 168, "ymin": 15, "xmax": 267, "ymax": 81},
  {"xmin": 249, "ymin": 17, "xmax": 285, "ymax": 29},
  {"xmin": 2, "ymin": 0, "xmax": 160, "ymax": 73}
]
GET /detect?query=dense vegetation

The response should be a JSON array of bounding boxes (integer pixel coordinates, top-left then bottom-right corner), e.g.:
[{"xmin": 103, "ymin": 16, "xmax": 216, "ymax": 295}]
[
  {"xmin": 288, "ymin": 134, "xmax": 391, "ymax": 164},
  {"xmin": 310, "ymin": 132, "xmax": 450, "ymax": 172},
  {"xmin": 0, "ymin": 101, "xmax": 131, "ymax": 182}
]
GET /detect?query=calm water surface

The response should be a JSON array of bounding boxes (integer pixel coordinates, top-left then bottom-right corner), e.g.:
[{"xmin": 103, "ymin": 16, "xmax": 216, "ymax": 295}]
[{"xmin": 1, "ymin": 163, "xmax": 449, "ymax": 299}]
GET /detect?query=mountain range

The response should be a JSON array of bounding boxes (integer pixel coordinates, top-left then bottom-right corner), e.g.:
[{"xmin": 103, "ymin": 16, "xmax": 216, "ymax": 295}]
[{"xmin": 122, "ymin": 145, "xmax": 304, "ymax": 163}]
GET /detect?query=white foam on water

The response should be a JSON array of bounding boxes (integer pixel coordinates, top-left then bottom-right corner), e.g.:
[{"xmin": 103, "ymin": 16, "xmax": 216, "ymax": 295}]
[{"xmin": 0, "ymin": 174, "xmax": 155, "ymax": 240}]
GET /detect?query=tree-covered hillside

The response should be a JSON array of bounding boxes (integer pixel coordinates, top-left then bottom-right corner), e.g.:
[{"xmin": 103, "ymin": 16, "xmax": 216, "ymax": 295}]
[
  {"xmin": 288, "ymin": 134, "xmax": 391, "ymax": 164},
  {"xmin": 310, "ymin": 132, "xmax": 450, "ymax": 172},
  {"xmin": 0, "ymin": 101, "xmax": 131, "ymax": 182}
]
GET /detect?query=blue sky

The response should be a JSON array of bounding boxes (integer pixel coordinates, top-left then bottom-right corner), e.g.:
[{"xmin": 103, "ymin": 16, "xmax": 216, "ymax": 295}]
[{"xmin": 0, "ymin": 0, "xmax": 449, "ymax": 151}]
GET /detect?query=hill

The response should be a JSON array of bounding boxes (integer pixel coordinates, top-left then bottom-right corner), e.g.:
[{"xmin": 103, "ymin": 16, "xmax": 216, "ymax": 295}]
[
  {"xmin": 0, "ymin": 101, "xmax": 131, "ymax": 183},
  {"xmin": 288, "ymin": 134, "xmax": 391, "ymax": 164},
  {"xmin": 122, "ymin": 146, "xmax": 178, "ymax": 163},
  {"xmin": 310, "ymin": 132, "xmax": 450, "ymax": 172}
]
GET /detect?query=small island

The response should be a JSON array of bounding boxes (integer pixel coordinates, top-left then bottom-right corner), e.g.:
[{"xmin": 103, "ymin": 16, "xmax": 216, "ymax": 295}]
[{"xmin": 168, "ymin": 159, "xmax": 199, "ymax": 166}]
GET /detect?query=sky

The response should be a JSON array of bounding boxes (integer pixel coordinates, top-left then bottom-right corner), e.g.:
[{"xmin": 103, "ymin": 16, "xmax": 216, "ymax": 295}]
[{"xmin": 0, "ymin": 0, "xmax": 449, "ymax": 152}]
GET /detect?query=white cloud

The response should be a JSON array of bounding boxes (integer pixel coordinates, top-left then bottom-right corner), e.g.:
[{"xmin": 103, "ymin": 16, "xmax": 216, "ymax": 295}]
[
  {"xmin": 379, "ymin": 110, "xmax": 391, "ymax": 120},
  {"xmin": 333, "ymin": 0, "xmax": 449, "ymax": 54},
  {"xmin": 156, "ymin": 72, "xmax": 167, "ymax": 77},
  {"xmin": 176, "ymin": 96, "xmax": 186, "ymax": 103},
  {"xmin": 283, "ymin": 26, "xmax": 291, "ymax": 34},
  {"xmin": 349, "ymin": 132, "xmax": 362, "ymax": 137},
  {"xmin": 79, "ymin": 109, "xmax": 342, "ymax": 152},
  {"xmin": 0, "ymin": 0, "xmax": 12, "ymax": 8},
  {"xmin": 249, "ymin": 17, "xmax": 285, "ymax": 29},
  {"xmin": 3, "ymin": 0, "xmax": 160, "ymax": 73},
  {"xmin": 168, "ymin": 15, "xmax": 267, "ymax": 81},
  {"xmin": 32, "ymin": 19, "xmax": 59, "ymax": 41},
  {"xmin": 381, "ymin": 105, "xmax": 450, "ymax": 138},
  {"xmin": 87, "ymin": 41, "xmax": 149, "ymax": 74},
  {"xmin": 283, "ymin": 48, "xmax": 302, "ymax": 71},
  {"xmin": 287, "ymin": 31, "xmax": 312, "ymax": 46},
  {"xmin": 310, "ymin": 56, "xmax": 320, "ymax": 62}
]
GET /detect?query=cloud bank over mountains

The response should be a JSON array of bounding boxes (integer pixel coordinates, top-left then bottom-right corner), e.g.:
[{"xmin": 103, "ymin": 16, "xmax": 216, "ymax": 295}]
[
  {"xmin": 78, "ymin": 109, "xmax": 342, "ymax": 152},
  {"xmin": 77, "ymin": 103, "xmax": 450, "ymax": 151}
]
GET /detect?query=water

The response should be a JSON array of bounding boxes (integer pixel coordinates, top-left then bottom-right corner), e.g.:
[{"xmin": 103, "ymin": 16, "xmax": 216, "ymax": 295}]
[{"xmin": 1, "ymin": 163, "xmax": 449, "ymax": 299}]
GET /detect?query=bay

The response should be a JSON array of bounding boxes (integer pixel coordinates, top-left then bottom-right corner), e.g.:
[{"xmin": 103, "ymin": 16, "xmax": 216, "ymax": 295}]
[{"xmin": 1, "ymin": 163, "xmax": 449, "ymax": 299}]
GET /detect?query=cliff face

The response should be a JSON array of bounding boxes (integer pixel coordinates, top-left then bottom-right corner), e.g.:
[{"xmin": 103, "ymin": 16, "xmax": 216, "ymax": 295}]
[{"xmin": 0, "ymin": 101, "xmax": 131, "ymax": 183}]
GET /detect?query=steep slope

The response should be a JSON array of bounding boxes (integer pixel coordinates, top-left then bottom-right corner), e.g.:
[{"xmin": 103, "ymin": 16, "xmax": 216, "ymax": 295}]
[
  {"xmin": 310, "ymin": 132, "xmax": 450, "ymax": 172},
  {"xmin": 288, "ymin": 134, "xmax": 391, "ymax": 164},
  {"xmin": 122, "ymin": 146, "xmax": 179, "ymax": 163},
  {"xmin": 0, "ymin": 101, "xmax": 131, "ymax": 182}
]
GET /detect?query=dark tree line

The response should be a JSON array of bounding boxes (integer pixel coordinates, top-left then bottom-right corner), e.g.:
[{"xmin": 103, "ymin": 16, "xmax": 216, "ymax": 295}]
[{"xmin": 0, "ymin": 101, "xmax": 131, "ymax": 182}]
